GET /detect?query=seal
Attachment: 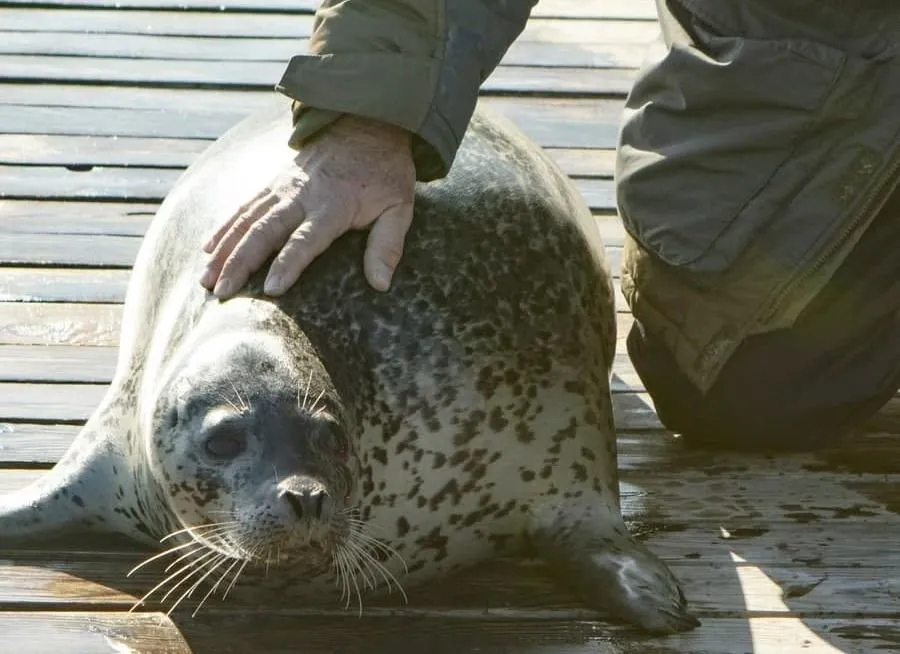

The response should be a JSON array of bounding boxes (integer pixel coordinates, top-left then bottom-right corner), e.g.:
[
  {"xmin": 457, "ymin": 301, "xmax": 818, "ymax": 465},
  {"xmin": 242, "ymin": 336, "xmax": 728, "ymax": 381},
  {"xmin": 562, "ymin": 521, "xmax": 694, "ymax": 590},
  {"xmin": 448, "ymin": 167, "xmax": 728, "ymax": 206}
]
[{"xmin": 0, "ymin": 99, "xmax": 699, "ymax": 634}]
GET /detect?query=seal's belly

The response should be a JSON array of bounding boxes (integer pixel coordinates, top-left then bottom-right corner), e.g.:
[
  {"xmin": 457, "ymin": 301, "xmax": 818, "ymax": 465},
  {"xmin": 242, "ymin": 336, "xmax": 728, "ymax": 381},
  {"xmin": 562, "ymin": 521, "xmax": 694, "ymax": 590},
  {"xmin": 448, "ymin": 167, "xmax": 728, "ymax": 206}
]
[{"xmin": 360, "ymin": 352, "xmax": 616, "ymax": 580}]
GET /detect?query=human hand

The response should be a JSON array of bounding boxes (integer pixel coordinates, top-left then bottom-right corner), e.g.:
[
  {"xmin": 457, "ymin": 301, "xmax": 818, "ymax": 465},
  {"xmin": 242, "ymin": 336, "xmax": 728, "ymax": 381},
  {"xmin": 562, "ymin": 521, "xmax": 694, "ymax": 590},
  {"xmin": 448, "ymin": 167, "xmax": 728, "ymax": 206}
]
[{"xmin": 200, "ymin": 115, "xmax": 416, "ymax": 298}]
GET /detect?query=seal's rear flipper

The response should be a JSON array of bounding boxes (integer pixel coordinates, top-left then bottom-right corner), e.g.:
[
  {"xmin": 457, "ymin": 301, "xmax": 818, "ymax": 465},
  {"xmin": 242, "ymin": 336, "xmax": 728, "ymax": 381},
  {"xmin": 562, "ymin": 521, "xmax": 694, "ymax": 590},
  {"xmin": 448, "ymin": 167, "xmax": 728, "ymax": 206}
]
[{"xmin": 527, "ymin": 497, "xmax": 701, "ymax": 634}]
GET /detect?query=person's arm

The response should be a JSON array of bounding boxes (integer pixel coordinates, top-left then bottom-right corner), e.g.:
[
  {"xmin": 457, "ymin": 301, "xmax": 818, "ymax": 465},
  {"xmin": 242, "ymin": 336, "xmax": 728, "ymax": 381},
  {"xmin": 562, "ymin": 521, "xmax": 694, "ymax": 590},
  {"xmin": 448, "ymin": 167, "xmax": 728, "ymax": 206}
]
[
  {"xmin": 201, "ymin": 0, "xmax": 536, "ymax": 299},
  {"xmin": 277, "ymin": 0, "xmax": 538, "ymax": 181}
]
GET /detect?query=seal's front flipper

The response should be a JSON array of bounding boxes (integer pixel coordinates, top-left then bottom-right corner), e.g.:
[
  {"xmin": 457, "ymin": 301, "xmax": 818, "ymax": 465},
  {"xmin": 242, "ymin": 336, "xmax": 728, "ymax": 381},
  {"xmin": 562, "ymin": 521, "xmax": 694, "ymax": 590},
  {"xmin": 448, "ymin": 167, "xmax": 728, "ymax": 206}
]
[
  {"xmin": 0, "ymin": 414, "xmax": 152, "ymax": 547},
  {"xmin": 527, "ymin": 497, "xmax": 700, "ymax": 634}
]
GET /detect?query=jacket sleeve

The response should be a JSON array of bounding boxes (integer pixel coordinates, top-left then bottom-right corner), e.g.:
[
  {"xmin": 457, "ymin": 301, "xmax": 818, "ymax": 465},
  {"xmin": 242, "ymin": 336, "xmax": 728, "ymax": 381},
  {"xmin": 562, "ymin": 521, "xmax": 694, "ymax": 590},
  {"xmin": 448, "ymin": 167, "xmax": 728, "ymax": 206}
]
[{"xmin": 275, "ymin": 0, "xmax": 537, "ymax": 181}]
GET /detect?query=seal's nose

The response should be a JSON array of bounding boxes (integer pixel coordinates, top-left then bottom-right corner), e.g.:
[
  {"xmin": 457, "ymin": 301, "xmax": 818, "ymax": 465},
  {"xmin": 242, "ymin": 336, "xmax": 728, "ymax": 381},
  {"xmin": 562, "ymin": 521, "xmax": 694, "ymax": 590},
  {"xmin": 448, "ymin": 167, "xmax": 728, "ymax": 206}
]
[{"xmin": 277, "ymin": 477, "xmax": 333, "ymax": 523}]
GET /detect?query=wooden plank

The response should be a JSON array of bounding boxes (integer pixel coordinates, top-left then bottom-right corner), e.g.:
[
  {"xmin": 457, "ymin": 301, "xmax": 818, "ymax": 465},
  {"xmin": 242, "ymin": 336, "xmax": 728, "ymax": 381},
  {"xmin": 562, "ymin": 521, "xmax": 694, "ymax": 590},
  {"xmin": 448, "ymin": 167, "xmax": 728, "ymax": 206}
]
[
  {"xmin": 0, "ymin": 86, "xmax": 627, "ymax": 153},
  {"xmin": 0, "ymin": 32, "xmax": 652, "ymax": 69},
  {"xmin": 0, "ymin": 83, "xmax": 626, "ymax": 115},
  {"xmin": 0, "ymin": 541, "xmax": 897, "ymax": 618},
  {"xmin": 0, "ymin": 382, "xmax": 109, "ymax": 422},
  {"xmin": 0, "ymin": 0, "xmax": 660, "ymax": 21},
  {"xmin": 0, "ymin": 611, "xmax": 887, "ymax": 654},
  {"xmin": 0, "ymin": 423, "xmax": 78, "ymax": 463},
  {"xmin": 0, "ymin": 56, "xmax": 637, "ymax": 96},
  {"xmin": 0, "ymin": 268, "xmax": 132, "ymax": 303},
  {"xmin": 0, "ymin": 201, "xmax": 156, "ymax": 236},
  {"xmin": 0, "ymin": 135, "xmax": 616, "ymax": 178},
  {"xmin": 0, "ymin": 10, "xmax": 659, "ymax": 43},
  {"xmin": 0, "ymin": 99, "xmax": 624, "ymax": 149},
  {"xmin": 0, "ymin": 612, "xmax": 190, "ymax": 654},
  {"xmin": 0, "ymin": 302, "xmax": 123, "ymax": 346},
  {"xmin": 0, "ymin": 201, "xmax": 619, "ymax": 238},
  {"xmin": 0, "ymin": 165, "xmax": 181, "ymax": 201},
  {"xmin": 0, "ymin": 344, "xmax": 118, "ymax": 382},
  {"xmin": 0, "ymin": 134, "xmax": 208, "ymax": 168},
  {"xmin": 0, "ymin": 234, "xmax": 142, "ymax": 267},
  {"xmin": 0, "ymin": 165, "xmax": 614, "ymax": 208},
  {"xmin": 154, "ymin": 616, "xmax": 900, "ymax": 654}
]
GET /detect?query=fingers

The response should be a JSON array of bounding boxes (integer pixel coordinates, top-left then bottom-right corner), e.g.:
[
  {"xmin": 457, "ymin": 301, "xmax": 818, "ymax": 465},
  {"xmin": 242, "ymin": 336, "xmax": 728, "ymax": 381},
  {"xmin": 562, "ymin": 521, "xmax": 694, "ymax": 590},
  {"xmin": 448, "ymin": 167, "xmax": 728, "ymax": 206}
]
[
  {"xmin": 202, "ymin": 189, "xmax": 267, "ymax": 254},
  {"xmin": 363, "ymin": 202, "xmax": 414, "ymax": 292},
  {"xmin": 263, "ymin": 208, "xmax": 346, "ymax": 296},
  {"xmin": 202, "ymin": 195, "xmax": 297, "ymax": 298},
  {"xmin": 200, "ymin": 193, "xmax": 277, "ymax": 291}
]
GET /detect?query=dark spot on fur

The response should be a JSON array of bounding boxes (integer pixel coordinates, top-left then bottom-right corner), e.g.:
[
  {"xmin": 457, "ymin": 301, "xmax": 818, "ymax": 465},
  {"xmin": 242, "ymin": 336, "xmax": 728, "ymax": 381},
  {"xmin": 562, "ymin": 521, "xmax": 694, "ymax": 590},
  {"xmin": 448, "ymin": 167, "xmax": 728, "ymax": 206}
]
[
  {"xmin": 71, "ymin": 495, "xmax": 85, "ymax": 507},
  {"xmin": 371, "ymin": 447, "xmax": 387, "ymax": 466},
  {"xmin": 571, "ymin": 462, "xmax": 588, "ymax": 482},
  {"xmin": 516, "ymin": 422, "xmax": 535, "ymax": 443},
  {"xmin": 416, "ymin": 527, "xmax": 449, "ymax": 562},
  {"xmin": 453, "ymin": 410, "xmax": 485, "ymax": 446},
  {"xmin": 488, "ymin": 406, "xmax": 508, "ymax": 432},
  {"xmin": 396, "ymin": 517, "xmax": 410, "ymax": 537},
  {"xmin": 430, "ymin": 479, "xmax": 463, "ymax": 509}
]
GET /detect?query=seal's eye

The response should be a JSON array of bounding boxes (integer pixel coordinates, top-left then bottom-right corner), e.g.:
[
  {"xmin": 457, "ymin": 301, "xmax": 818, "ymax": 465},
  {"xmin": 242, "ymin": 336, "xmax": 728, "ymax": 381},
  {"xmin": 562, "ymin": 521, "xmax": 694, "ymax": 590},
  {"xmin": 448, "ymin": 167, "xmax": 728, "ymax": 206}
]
[{"xmin": 203, "ymin": 425, "xmax": 247, "ymax": 461}]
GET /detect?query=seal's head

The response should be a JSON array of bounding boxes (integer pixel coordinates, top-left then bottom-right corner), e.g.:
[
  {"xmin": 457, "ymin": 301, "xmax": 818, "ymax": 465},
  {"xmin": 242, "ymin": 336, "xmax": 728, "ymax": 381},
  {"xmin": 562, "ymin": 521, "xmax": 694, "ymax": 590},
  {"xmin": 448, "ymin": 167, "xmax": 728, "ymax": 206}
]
[{"xmin": 145, "ymin": 305, "xmax": 360, "ymax": 573}]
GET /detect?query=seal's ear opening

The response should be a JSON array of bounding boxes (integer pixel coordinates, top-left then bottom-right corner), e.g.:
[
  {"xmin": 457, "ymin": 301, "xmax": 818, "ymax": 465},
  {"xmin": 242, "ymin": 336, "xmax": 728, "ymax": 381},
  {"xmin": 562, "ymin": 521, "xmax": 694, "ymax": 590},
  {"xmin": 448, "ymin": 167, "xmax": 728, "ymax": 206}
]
[{"xmin": 0, "ymin": 418, "xmax": 146, "ymax": 550}]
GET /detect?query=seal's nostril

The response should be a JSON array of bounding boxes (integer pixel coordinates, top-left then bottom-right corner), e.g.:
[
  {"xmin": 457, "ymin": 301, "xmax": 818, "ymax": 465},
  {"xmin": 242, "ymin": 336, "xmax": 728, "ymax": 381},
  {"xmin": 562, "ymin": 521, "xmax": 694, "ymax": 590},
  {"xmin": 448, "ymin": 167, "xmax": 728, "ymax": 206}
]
[
  {"xmin": 314, "ymin": 491, "xmax": 326, "ymax": 519},
  {"xmin": 281, "ymin": 488, "xmax": 330, "ymax": 521},
  {"xmin": 284, "ymin": 491, "xmax": 306, "ymax": 520}
]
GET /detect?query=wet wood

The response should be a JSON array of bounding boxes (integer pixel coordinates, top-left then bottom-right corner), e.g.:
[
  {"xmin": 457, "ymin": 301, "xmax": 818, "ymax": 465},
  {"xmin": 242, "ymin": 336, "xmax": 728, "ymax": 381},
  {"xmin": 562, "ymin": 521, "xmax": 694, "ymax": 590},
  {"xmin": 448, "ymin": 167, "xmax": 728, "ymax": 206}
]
[
  {"xmin": 0, "ymin": 0, "xmax": 660, "ymax": 21},
  {"xmin": 0, "ymin": 10, "xmax": 659, "ymax": 43},
  {"xmin": 0, "ymin": 233, "xmax": 142, "ymax": 267},
  {"xmin": 0, "ymin": 165, "xmax": 615, "ymax": 208},
  {"xmin": 0, "ymin": 56, "xmax": 637, "ymax": 96},
  {"xmin": 0, "ymin": 201, "xmax": 156, "ymax": 236},
  {"xmin": 0, "ymin": 612, "xmax": 190, "ymax": 654},
  {"xmin": 0, "ymin": 98, "xmax": 625, "ymax": 149},
  {"xmin": 0, "ymin": 33, "xmax": 652, "ymax": 70},
  {"xmin": 0, "ymin": 134, "xmax": 616, "ymax": 178},
  {"xmin": 0, "ymin": 302, "xmax": 123, "ymax": 346}
]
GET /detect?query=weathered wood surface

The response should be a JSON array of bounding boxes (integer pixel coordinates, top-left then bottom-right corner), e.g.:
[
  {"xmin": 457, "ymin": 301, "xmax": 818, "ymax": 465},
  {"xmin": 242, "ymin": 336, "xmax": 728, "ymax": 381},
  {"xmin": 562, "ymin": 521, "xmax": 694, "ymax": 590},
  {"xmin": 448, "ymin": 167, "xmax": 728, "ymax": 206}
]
[{"xmin": 2, "ymin": 1, "xmax": 899, "ymax": 652}]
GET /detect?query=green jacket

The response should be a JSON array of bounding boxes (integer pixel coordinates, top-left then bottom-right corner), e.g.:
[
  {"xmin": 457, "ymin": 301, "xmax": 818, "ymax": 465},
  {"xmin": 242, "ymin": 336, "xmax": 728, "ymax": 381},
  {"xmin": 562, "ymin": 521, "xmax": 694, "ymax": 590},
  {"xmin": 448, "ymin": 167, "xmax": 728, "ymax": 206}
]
[{"xmin": 276, "ymin": 0, "xmax": 900, "ymax": 393}]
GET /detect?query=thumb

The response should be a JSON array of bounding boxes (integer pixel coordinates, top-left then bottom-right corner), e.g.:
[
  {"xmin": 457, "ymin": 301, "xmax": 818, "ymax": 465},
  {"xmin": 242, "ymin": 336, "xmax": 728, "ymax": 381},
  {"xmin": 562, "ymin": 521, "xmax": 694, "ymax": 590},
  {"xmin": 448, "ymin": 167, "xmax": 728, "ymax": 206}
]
[{"xmin": 364, "ymin": 202, "xmax": 414, "ymax": 292}]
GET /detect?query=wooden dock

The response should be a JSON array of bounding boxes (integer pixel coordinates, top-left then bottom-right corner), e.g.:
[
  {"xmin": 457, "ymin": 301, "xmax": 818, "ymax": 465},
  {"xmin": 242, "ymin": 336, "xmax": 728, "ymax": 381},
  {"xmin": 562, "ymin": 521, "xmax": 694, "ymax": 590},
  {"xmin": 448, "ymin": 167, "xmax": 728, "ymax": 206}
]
[{"xmin": 1, "ymin": 1, "xmax": 899, "ymax": 652}]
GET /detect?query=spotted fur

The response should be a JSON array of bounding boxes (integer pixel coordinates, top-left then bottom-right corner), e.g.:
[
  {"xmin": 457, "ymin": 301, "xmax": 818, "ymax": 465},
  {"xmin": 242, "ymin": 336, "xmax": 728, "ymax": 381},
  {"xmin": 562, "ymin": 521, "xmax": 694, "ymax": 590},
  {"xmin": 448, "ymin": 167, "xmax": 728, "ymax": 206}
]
[{"xmin": 0, "ymin": 101, "xmax": 697, "ymax": 633}]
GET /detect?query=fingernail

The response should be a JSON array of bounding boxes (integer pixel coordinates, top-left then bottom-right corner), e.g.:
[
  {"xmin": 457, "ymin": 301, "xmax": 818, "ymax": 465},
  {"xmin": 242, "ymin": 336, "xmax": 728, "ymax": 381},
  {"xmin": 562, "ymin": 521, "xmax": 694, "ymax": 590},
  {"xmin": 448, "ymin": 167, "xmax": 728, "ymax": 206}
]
[
  {"xmin": 263, "ymin": 275, "xmax": 282, "ymax": 296},
  {"xmin": 199, "ymin": 267, "xmax": 215, "ymax": 288},
  {"xmin": 213, "ymin": 279, "xmax": 232, "ymax": 297},
  {"xmin": 371, "ymin": 264, "xmax": 391, "ymax": 292}
]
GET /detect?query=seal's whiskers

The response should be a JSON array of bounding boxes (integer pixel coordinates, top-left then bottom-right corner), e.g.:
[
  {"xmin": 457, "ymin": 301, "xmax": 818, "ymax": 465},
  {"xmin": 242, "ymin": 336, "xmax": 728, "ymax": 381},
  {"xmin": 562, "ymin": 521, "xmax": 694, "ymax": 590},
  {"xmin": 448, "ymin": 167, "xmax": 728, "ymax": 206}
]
[
  {"xmin": 127, "ymin": 539, "xmax": 202, "ymax": 577},
  {"xmin": 191, "ymin": 556, "xmax": 243, "ymax": 617},
  {"xmin": 166, "ymin": 552, "xmax": 232, "ymax": 616},
  {"xmin": 222, "ymin": 559, "xmax": 250, "ymax": 600},
  {"xmin": 298, "ymin": 370, "xmax": 313, "ymax": 412},
  {"xmin": 129, "ymin": 547, "xmax": 218, "ymax": 612},
  {"xmin": 160, "ymin": 520, "xmax": 239, "ymax": 543},
  {"xmin": 228, "ymin": 380, "xmax": 249, "ymax": 412},
  {"xmin": 334, "ymin": 542, "xmax": 365, "ymax": 616},
  {"xmin": 345, "ymin": 532, "xmax": 408, "ymax": 603}
]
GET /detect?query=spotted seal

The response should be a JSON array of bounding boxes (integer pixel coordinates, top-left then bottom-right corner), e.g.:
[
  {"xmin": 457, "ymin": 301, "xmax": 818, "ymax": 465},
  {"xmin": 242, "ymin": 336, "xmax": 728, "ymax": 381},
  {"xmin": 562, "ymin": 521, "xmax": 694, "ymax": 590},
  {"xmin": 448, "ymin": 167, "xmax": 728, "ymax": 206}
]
[{"xmin": 0, "ymin": 99, "xmax": 698, "ymax": 633}]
